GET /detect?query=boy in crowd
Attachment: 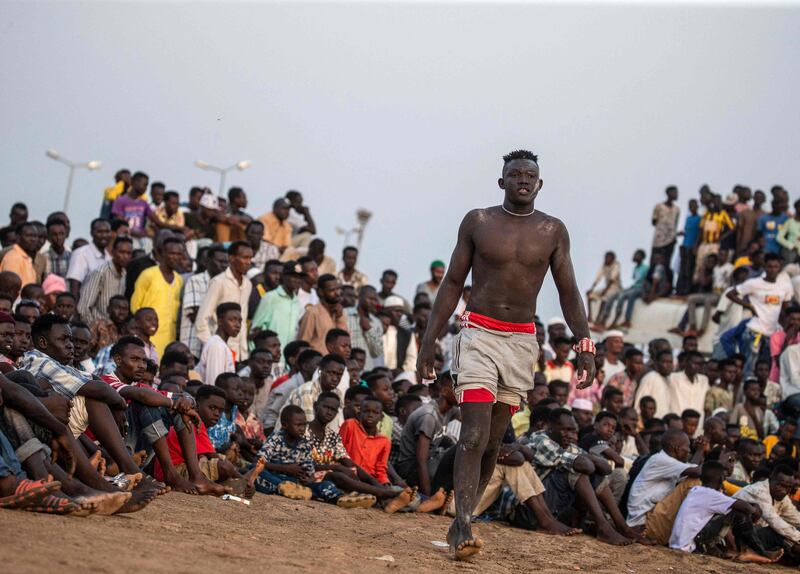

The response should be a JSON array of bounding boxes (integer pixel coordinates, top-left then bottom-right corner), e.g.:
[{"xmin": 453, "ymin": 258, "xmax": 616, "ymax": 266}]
[
  {"xmin": 600, "ymin": 386, "xmax": 624, "ymax": 416},
  {"xmin": 364, "ymin": 372, "xmax": 395, "ymax": 438},
  {"xmin": 243, "ymin": 348, "xmax": 274, "ymax": 424},
  {"xmin": 681, "ymin": 409, "xmax": 701, "ymax": 439},
  {"xmin": 729, "ymin": 378, "xmax": 779, "ymax": 440},
  {"xmin": 544, "ymin": 338, "xmax": 574, "ymax": 383},
  {"xmin": 729, "ymin": 438, "xmax": 763, "ymax": 485},
  {"xmin": 670, "ymin": 460, "xmax": 779, "ymax": 563},
  {"xmin": 197, "ymin": 302, "xmax": 241, "ymax": 386},
  {"xmin": 390, "ymin": 394, "xmax": 423, "ymax": 463},
  {"xmin": 547, "ymin": 380, "xmax": 569, "ymax": 407},
  {"xmin": 704, "ymin": 358, "xmax": 736, "ymax": 418},
  {"xmin": 284, "ymin": 353, "xmax": 346, "ymax": 430},
  {"xmin": 207, "ymin": 373, "xmax": 244, "ymax": 452},
  {"xmin": 263, "ymin": 347, "xmax": 320, "ymax": 434},
  {"xmin": 234, "ymin": 377, "xmax": 266, "ymax": 463},
  {"xmin": 638, "ymin": 396, "xmax": 657, "ymax": 431}
]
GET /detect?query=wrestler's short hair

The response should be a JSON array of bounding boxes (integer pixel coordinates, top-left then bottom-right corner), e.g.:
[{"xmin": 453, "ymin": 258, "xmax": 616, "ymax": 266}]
[{"xmin": 503, "ymin": 149, "xmax": 538, "ymax": 165}]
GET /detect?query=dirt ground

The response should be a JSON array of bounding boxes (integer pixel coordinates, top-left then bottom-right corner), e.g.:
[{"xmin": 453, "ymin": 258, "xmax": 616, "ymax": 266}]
[{"xmin": 0, "ymin": 492, "xmax": 790, "ymax": 574}]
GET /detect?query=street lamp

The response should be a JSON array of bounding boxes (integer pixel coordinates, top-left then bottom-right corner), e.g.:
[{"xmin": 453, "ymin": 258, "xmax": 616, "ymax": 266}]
[
  {"xmin": 45, "ymin": 149, "xmax": 102, "ymax": 212},
  {"xmin": 193, "ymin": 159, "xmax": 252, "ymax": 196}
]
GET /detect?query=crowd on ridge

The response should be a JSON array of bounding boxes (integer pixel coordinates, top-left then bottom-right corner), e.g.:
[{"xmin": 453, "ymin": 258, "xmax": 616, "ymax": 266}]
[{"xmin": 0, "ymin": 173, "xmax": 800, "ymax": 565}]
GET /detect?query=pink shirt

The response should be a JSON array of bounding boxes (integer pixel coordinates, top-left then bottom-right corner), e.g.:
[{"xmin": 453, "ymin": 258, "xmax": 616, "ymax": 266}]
[
  {"xmin": 770, "ymin": 330, "xmax": 800, "ymax": 382},
  {"xmin": 568, "ymin": 373, "xmax": 603, "ymax": 406}
]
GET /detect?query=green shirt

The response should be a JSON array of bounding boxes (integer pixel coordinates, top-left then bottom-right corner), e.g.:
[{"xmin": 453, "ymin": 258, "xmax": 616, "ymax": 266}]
[
  {"xmin": 777, "ymin": 218, "xmax": 800, "ymax": 252},
  {"xmin": 251, "ymin": 285, "xmax": 300, "ymax": 361}
]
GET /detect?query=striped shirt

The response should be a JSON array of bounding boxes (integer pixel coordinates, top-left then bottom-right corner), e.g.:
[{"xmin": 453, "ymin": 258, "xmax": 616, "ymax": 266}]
[
  {"xmin": 699, "ymin": 211, "xmax": 735, "ymax": 244},
  {"xmin": 345, "ymin": 307, "xmax": 384, "ymax": 369},
  {"xmin": 19, "ymin": 349, "xmax": 92, "ymax": 399},
  {"xmin": 78, "ymin": 261, "xmax": 126, "ymax": 325},
  {"xmin": 179, "ymin": 271, "xmax": 210, "ymax": 358}
]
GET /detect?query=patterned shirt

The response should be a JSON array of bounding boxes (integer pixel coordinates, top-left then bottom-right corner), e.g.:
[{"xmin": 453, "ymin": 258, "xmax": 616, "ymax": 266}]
[
  {"xmin": 19, "ymin": 349, "xmax": 92, "ymax": 399},
  {"xmin": 93, "ymin": 341, "xmax": 158, "ymax": 377},
  {"xmin": 345, "ymin": 307, "xmax": 384, "ymax": 369},
  {"xmin": 89, "ymin": 318, "xmax": 120, "ymax": 355},
  {"xmin": 306, "ymin": 426, "xmax": 349, "ymax": 465},
  {"xmin": 45, "ymin": 246, "xmax": 72, "ymax": 278},
  {"xmin": 236, "ymin": 410, "xmax": 266, "ymax": 442},
  {"xmin": 179, "ymin": 271, "xmax": 210, "ymax": 358},
  {"xmin": 285, "ymin": 380, "xmax": 343, "ymax": 430},
  {"xmin": 606, "ymin": 370, "xmax": 637, "ymax": 406},
  {"xmin": 252, "ymin": 240, "xmax": 281, "ymax": 272},
  {"xmin": 208, "ymin": 405, "xmax": 239, "ymax": 450},
  {"xmin": 77, "ymin": 261, "xmax": 126, "ymax": 325},
  {"xmin": 257, "ymin": 428, "xmax": 315, "ymax": 475},
  {"xmin": 652, "ymin": 202, "xmax": 681, "ymax": 248},
  {"xmin": 336, "ymin": 269, "xmax": 369, "ymax": 292},
  {"xmin": 520, "ymin": 430, "xmax": 582, "ymax": 480}
]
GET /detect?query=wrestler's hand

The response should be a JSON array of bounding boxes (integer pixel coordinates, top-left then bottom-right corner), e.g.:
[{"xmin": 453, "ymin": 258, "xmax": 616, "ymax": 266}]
[
  {"xmin": 574, "ymin": 352, "xmax": 596, "ymax": 389},
  {"xmin": 416, "ymin": 346, "xmax": 436, "ymax": 381}
]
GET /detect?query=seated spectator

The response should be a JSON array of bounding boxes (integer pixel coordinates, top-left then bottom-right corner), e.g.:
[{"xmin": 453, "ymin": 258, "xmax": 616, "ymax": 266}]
[
  {"xmin": 394, "ymin": 375, "xmax": 458, "ymax": 495},
  {"xmin": 763, "ymin": 419, "xmax": 798, "ymax": 459},
  {"xmin": 638, "ymin": 396, "xmax": 657, "ymax": 431},
  {"xmin": 733, "ymin": 464, "xmax": 800, "ymax": 563},
  {"xmin": 619, "ymin": 406, "xmax": 648, "ymax": 460},
  {"xmin": 567, "ymin": 350, "xmax": 604, "ymax": 407},
  {"xmin": 570, "ymin": 398, "xmax": 595, "ymax": 434},
  {"xmin": 263, "ymin": 348, "xmax": 321, "ymax": 434},
  {"xmin": 635, "ymin": 350, "xmax": 673, "ymax": 419},
  {"xmin": 729, "ymin": 438, "xmax": 763, "ymax": 485},
  {"xmin": 586, "ymin": 251, "xmax": 621, "ymax": 325},
  {"xmin": 544, "ymin": 337, "xmax": 574, "ymax": 383},
  {"xmin": 523, "ymin": 408, "xmax": 643, "ymax": 545},
  {"xmin": 207, "ymin": 373, "xmax": 244, "ymax": 451},
  {"xmin": 605, "ymin": 348, "xmax": 644, "ymax": 407},
  {"xmin": 729, "ymin": 378, "xmax": 779, "ymax": 441},
  {"xmin": 626, "ymin": 429, "xmax": 702, "ymax": 528},
  {"xmin": 364, "ymin": 372, "xmax": 395, "ymax": 438},
  {"xmin": 547, "ymin": 380, "xmax": 569, "ymax": 407},
  {"xmin": 670, "ymin": 460, "xmax": 779, "ymax": 562},
  {"xmin": 704, "ymin": 358, "xmax": 736, "ymax": 419},
  {"xmin": 681, "ymin": 409, "xmax": 701, "ymax": 439},
  {"xmin": 599, "ymin": 386, "xmax": 624, "ymax": 416},
  {"xmin": 511, "ymin": 375, "xmax": 549, "ymax": 437},
  {"xmin": 234, "ymin": 377, "xmax": 266, "ymax": 460},
  {"xmin": 284, "ymin": 354, "xmax": 346, "ymax": 430},
  {"xmin": 594, "ymin": 249, "xmax": 648, "ymax": 331}
]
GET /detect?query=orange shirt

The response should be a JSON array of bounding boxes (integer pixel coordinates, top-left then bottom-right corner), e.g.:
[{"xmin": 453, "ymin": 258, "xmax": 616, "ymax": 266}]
[
  {"xmin": 339, "ymin": 418, "xmax": 391, "ymax": 484},
  {"xmin": 258, "ymin": 212, "xmax": 291, "ymax": 248},
  {"xmin": 0, "ymin": 244, "xmax": 37, "ymax": 287}
]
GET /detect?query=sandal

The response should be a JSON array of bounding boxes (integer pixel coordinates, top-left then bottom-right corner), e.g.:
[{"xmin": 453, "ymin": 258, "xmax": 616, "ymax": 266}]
[
  {"xmin": 278, "ymin": 481, "xmax": 312, "ymax": 501},
  {"xmin": 0, "ymin": 479, "xmax": 61, "ymax": 509},
  {"xmin": 337, "ymin": 492, "xmax": 376, "ymax": 509},
  {"xmin": 23, "ymin": 494, "xmax": 82, "ymax": 515}
]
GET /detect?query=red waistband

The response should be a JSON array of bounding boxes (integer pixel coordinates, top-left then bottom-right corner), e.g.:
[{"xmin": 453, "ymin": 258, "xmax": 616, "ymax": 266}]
[{"xmin": 460, "ymin": 311, "xmax": 536, "ymax": 334}]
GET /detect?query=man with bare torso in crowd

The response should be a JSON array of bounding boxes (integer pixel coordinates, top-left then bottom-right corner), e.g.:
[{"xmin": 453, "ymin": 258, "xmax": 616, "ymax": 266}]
[{"xmin": 417, "ymin": 150, "xmax": 597, "ymax": 560}]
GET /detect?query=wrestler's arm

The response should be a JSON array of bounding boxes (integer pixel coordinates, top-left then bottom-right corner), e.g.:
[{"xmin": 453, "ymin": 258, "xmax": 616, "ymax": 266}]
[
  {"xmin": 417, "ymin": 211, "xmax": 476, "ymax": 379},
  {"xmin": 550, "ymin": 220, "xmax": 596, "ymax": 388}
]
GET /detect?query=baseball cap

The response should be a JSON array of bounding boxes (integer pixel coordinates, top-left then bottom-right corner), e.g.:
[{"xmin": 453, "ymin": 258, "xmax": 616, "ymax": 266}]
[{"xmin": 199, "ymin": 192, "xmax": 219, "ymax": 210}]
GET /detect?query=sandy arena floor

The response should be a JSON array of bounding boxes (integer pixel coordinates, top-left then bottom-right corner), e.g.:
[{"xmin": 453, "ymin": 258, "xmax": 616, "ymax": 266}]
[{"xmin": 0, "ymin": 492, "xmax": 790, "ymax": 573}]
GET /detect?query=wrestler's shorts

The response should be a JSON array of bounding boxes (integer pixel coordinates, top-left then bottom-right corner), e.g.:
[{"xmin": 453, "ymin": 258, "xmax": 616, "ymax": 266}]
[{"xmin": 451, "ymin": 311, "xmax": 539, "ymax": 408}]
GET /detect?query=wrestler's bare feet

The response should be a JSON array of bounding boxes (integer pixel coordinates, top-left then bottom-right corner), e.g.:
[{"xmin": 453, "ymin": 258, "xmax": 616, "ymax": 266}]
[
  {"xmin": 123, "ymin": 473, "xmax": 143, "ymax": 491},
  {"xmin": 538, "ymin": 517, "xmax": 582, "ymax": 536},
  {"xmin": 138, "ymin": 475, "xmax": 170, "ymax": 495},
  {"xmin": 447, "ymin": 519, "xmax": 484, "ymax": 560},
  {"xmin": 597, "ymin": 525, "xmax": 633, "ymax": 546},
  {"xmin": 115, "ymin": 487, "xmax": 157, "ymax": 514},
  {"xmin": 192, "ymin": 477, "xmax": 229, "ymax": 496},
  {"xmin": 620, "ymin": 526, "xmax": 656, "ymax": 545},
  {"xmin": 165, "ymin": 470, "xmax": 200, "ymax": 495}
]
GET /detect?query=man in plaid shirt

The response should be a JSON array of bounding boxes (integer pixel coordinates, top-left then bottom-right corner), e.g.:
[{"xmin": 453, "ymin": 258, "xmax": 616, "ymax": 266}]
[{"xmin": 522, "ymin": 407, "xmax": 646, "ymax": 545}]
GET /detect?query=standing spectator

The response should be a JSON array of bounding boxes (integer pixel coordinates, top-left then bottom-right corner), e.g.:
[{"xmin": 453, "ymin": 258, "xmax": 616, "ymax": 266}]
[
  {"xmin": 0, "ymin": 222, "xmax": 38, "ymax": 288},
  {"xmin": 337, "ymin": 246, "xmax": 368, "ymax": 292},
  {"xmin": 635, "ymin": 349, "xmax": 674, "ymax": 419},
  {"xmin": 197, "ymin": 303, "xmax": 242, "ymax": 386},
  {"xmin": 776, "ymin": 199, "xmax": 800, "ymax": 264},
  {"xmin": 603, "ymin": 331, "xmax": 626, "ymax": 379},
  {"xmin": 378, "ymin": 269, "xmax": 410, "ymax": 313},
  {"xmin": 695, "ymin": 196, "xmax": 735, "ymax": 284},
  {"xmin": 297, "ymin": 274, "xmax": 348, "ymax": 355},
  {"xmin": 633, "ymin": 252, "xmax": 673, "ymax": 320},
  {"xmin": 757, "ymin": 198, "xmax": 789, "ymax": 255},
  {"xmin": 736, "ymin": 190, "xmax": 766, "ymax": 256},
  {"xmin": 285, "ymin": 190, "xmax": 317, "ymax": 253},
  {"xmin": 416, "ymin": 260, "xmax": 445, "ymax": 304},
  {"xmin": 77, "ymin": 236, "xmax": 132, "ymax": 325},
  {"xmin": 296, "ymin": 256, "xmax": 320, "ymax": 316},
  {"xmin": 381, "ymin": 296, "xmax": 417, "ymax": 375},
  {"xmin": 586, "ymin": 251, "xmax": 621, "ymax": 325},
  {"xmin": 307, "ymin": 238, "xmax": 337, "ymax": 276},
  {"xmin": 148, "ymin": 190, "xmax": 187, "ymax": 238},
  {"xmin": 594, "ymin": 249, "xmax": 647, "ymax": 330},
  {"xmin": 676, "ymin": 199, "xmax": 701, "ymax": 295},
  {"xmin": 251, "ymin": 261, "xmax": 303, "ymax": 360},
  {"xmin": 768, "ymin": 305, "xmax": 800, "ymax": 384},
  {"xmin": 66, "ymin": 218, "xmax": 112, "ymax": 297},
  {"xmin": 111, "ymin": 171, "xmax": 155, "ymax": 245},
  {"xmin": 726, "ymin": 253, "xmax": 793, "ymax": 377},
  {"xmin": 258, "ymin": 198, "xmax": 292, "ymax": 254},
  {"xmin": 246, "ymin": 220, "xmax": 280, "ymax": 272},
  {"xmin": 195, "ymin": 241, "xmax": 254, "ymax": 362},
  {"xmin": 7, "ymin": 202, "xmax": 27, "ymax": 227},
  {"xmin": 130, "ymin": 237, "xmax": 185, "ymax": 357},
  {"xmin": 100, "ymin": 169, "xmax": 130, "ymax": 219},
  {"xmin": 345, "ymin": 285, "xmax": 383, "ymax": 370},
  {"xmin": 672, "ymin": 254, "xmax": 719, "ymax": 337},
  {"xmin": 180, "ymin": 245, "xmax": 228, "ymax": 358},
  {"xmin": 651, "ymin": 186, "xmax": 681, "ymax": 268},
  {"xmin": 669, "ymin": 351, "xmax": 710, "ymax": 428},
  {"xmin": 44, "ymin": 219, "xmax": 71, "ymax": 279}
]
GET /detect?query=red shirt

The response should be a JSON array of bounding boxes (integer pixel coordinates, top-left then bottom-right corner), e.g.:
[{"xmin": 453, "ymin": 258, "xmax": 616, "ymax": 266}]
[
  {"xmin": 153, "ymin": 422, "xmax": 214, "ymax": 481},
  {"xmin": 339, "ymin": 418, "xmax": 391, "ymax": 484},
  {"xmin": 270, "ymin": 373, "xmax": 291, "ymax": 390}
]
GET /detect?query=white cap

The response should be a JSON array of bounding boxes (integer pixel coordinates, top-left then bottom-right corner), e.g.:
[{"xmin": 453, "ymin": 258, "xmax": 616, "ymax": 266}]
[
  {"xmin": 199, "ymin": 192, "xmax": 219, "ymax": 210},
  {"xmin": 393, "ymin": 371, "xmax": 418, "ymax": 384},
  {"xmin": 383, "ymin": 295, "xmax": 406, "ymax": 309},
  {"xmin": 605, "ymin": 329, "xmax": 625, "ymax": 340},
  {"xmin": 547, "ymin": 317, "xmax": 567, "ymax": 327},
  {"xmin": 571, "ymin": 398, "xmax": 593, "ymax": 412}
]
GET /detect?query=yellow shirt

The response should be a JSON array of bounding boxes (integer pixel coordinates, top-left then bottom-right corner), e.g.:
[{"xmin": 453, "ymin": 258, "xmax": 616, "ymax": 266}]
[
  {"xmin": 258, "ymin": 212, "xmax": 291, "ymax": 248},
  {"xmin": 148, "ymin": 205, "xmax": 185, "ymax": 236},
  {"xmin": 700, "ymin": 211, "xmax": 735, "ymax": 244},
  {"xmin": 130, "ymin": 266, "xmax": 183, "ymax": 357},
  {"xmin": 103, "ymin": 181, "xmax": 148, "ymax": 202},
  {"xmin": 0, "ymin": 244, "xmax": 37, "ymax": 287}
]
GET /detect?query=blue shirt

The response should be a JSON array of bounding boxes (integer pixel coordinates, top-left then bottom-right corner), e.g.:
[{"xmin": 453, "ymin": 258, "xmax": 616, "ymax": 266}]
[
  {"xmin": 632, "ymin": 263, "xmax": 649, "ymax": 289},
  {"xmin": 207, "ymin": 405, "xmax": 239, "ymax": 449},
  {"xmin": 682, "ymin": 214, "xmax": 702, "ymax": 248},
  {"xmin": 758, "ymin": 213, "xmax": 789, "ymax": 254}
]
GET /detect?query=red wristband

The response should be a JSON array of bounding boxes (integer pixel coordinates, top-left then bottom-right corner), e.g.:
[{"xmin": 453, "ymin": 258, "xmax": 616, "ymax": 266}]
[{"xmin": 573, "ymin": 338, "xmax": 596, "ymax": 355}]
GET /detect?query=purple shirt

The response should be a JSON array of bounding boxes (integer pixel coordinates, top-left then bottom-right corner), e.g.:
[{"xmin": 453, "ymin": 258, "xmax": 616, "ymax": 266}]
[{"xmin": 112, "ymin": 195, "xmax": 152, "ymax": 232}]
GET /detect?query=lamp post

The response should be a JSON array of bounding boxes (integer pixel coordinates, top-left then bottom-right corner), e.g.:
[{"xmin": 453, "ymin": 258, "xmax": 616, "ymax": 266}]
[
  {"xmin": 193, "ymin": 160, "xmax": 252, "ymax": 196},
  {"xmin": 45, "ymin": 149, "xmax": 102, "ymax": 212}
]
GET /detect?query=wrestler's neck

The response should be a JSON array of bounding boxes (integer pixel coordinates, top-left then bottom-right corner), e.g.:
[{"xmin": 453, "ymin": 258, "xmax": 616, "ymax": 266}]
[{"xmin": 502, "ymin": 198, "xmax": 535, "ymax": 216}]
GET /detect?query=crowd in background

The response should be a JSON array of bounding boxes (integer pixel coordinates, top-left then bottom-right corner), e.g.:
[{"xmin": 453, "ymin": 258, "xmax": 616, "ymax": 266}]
[{"xmin": 1, "ymin": 172, "xmax": 800, "ymax": 565}]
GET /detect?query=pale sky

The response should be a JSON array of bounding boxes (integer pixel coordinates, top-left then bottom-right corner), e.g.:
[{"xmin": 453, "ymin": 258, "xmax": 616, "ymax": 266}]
[{"xmin": 2, "ymin": 1, "xmax": 799, "ymax": 321}]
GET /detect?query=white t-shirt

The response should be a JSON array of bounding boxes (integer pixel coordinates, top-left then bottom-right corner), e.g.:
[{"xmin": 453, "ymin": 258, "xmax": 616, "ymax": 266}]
[
  {"xmin": 626, "ymin": 450, "xmax": 697, "ymax": 527},
  {"xmin": 634, "ymin": 371, "xmax": 671, "ymax": 419},
  {"xmin": 603, "ymin": 357, "xmax": 625, "ymax": 380},
  {"xmin": 738, "ymin": 276, "xmax": 793, "ymax": 335},
  {"xmin": 197, "ymin": 334, "xmax": 235, "ymax": 386},
  {"xmin": 670, "ymin": 486, "xmax": 735, "ymax": 552}
]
